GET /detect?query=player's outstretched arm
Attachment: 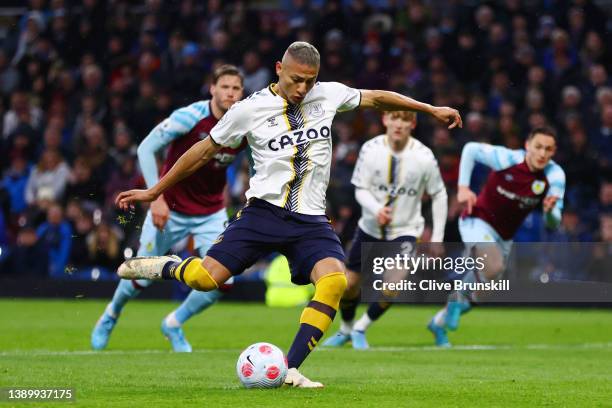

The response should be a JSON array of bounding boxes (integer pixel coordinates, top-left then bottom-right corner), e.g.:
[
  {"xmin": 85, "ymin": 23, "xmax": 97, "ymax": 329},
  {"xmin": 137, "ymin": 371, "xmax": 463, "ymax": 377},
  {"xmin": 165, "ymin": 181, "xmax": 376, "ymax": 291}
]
[
  {"xmin": 116, "ymin": 137, "xmax": 221, "ymax": 210},
  {"xmin": 359, "ymin": 90, "xmax": 462, "ymax": 129}
]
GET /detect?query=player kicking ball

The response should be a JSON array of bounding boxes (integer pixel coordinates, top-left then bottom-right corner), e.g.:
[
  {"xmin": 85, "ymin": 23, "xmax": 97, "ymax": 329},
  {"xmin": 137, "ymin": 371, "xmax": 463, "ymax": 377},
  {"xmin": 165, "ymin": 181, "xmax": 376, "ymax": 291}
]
[
  {"xmin": 323, "ymin": 111, "xmax": 448, "ymax": 349},
  {"xmin": 91, "ymin": 65, "xmax": 244, "ymax": 352},
  {"xmin": 113, "ymin": 42, "xmax": 462, "ymax": 387},
  {"xmin": 428, "ymin": 126, "xmax": 566, "ymax": 347}
]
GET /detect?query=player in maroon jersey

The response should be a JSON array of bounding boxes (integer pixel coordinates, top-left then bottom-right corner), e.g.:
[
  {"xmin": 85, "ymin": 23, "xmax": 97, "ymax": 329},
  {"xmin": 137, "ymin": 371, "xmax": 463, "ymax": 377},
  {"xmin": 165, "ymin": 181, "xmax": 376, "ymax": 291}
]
[
  {"xmin": 428, "ymin": 126, "xmax": 566, "ymax": 346},
  {"xmin": 91, "ymin": 65, "xmax": 245, "ymax": 352}
]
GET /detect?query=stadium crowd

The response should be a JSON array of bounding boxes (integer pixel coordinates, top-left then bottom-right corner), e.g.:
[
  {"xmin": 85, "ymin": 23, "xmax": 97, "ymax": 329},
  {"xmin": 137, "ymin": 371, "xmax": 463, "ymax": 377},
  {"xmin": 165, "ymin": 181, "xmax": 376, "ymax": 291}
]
[{"xmin": 0, "ymin": 0, "xmax": 611, "ymax": 279}]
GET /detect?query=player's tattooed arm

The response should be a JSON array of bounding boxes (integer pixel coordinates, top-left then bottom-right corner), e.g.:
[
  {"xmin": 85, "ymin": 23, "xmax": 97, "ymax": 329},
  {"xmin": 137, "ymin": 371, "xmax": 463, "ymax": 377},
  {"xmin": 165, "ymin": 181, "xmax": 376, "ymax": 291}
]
[
  {"xmin": 115, "ymin": 137, "xmax": 221, "ymax": 209},
  {"xmin": 359, "ymin": 90, "xmax": 463, "ymax": 129}
]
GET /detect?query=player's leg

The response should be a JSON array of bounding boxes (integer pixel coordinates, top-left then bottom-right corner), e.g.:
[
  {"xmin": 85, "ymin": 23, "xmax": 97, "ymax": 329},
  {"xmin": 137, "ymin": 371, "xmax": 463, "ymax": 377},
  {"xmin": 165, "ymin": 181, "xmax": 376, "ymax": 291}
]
[
  {"xmin": 446, "ymin": 218, "xmax": 507, "ymax": 329},
  {"xmin": 323, "ymin": 228, "xmax": 364, "ymax": 347},
  {"xmin": 351, "ymin": 301, "xmax": 392, "ymax": 350},
  {"xmin": 162, "ymin": 210, "xmax": 230, "ymax": 352},
  {"xmin": 91, "ymin": 211, "xmax": 178, "ymax": 350},
  {"xmin": 322, "ymin": 268, "xmax": 359, "ymax": 347},
  {"xmin": 350, "ymin": 234, "xmax": 415, "ymax": 349},
  {"xmin": 117, "ymin": 203, "xmax": 264, "ymax": 288},
  {"xmin": 429, "ymin": 217, "xmax": 508, "ymax": 345},
  {"xmin": 284, "ymin": 257, "xmax": 347, "ymax": 388}
]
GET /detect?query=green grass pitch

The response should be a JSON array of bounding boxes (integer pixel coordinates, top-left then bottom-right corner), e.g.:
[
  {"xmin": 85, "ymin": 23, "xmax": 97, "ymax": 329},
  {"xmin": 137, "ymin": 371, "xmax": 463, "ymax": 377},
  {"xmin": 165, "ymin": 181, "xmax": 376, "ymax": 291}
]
[{"xmin": 1, "ymin": 299, "xmax": 611, "ymax": 407}]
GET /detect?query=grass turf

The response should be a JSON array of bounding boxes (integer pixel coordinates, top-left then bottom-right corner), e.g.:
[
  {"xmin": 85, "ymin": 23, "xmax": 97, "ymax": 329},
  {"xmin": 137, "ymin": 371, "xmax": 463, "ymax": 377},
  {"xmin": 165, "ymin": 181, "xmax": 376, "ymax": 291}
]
[{"xmin": 1, "ymin": 299, "xmax": 611, "ymax": 407}]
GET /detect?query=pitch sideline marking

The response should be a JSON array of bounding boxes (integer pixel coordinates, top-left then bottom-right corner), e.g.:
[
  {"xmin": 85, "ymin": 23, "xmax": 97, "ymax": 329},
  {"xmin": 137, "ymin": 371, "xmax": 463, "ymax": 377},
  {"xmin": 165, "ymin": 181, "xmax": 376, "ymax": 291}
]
[{"xmin": 2, "ymin": 342, "xmax": 612, "ymax": 357}]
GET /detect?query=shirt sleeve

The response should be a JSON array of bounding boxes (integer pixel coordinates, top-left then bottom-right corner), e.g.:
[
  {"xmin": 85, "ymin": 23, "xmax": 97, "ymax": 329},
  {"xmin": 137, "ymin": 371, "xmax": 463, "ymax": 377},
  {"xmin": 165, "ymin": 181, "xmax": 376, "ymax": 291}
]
[
  {"xmin": 161, "ymin": 102, "xmax": 209, "ymax": 144},
  {"xmin": 351, "ymin": 143, "xmax": 374, "ymax": 189},
  {"xmin": 209, "ymin": 101, "xmax": 249, "ymax": 148},
  {"xmin": 458, "ymin": 142, "xmax": 524, "ymax": 186},
  {"xmin": 544, "ymin": 162, "xmax": 566, "ymax": 229},
  {"xmin": 425, "ymin": 157, "xmax": 446, "ymax": 195},
  {"xmin": 137, "ymin": 102, "xmax": 209, "ymax": 188},
  {"xmin": 324, "ymin": 82, "xmax": 361, "ymax": 112}
]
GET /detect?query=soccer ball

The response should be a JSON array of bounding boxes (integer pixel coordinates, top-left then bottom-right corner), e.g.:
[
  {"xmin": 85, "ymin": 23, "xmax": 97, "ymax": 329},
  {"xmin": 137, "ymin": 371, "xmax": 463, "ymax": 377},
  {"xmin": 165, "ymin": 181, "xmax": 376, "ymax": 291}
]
[{"xmin": 236, "ymin": 342, "xmax": 288, "ymax": 388}]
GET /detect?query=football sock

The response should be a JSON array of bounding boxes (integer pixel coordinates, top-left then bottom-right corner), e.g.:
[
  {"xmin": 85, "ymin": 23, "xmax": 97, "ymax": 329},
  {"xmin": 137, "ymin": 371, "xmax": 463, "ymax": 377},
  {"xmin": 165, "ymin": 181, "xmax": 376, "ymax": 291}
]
[
  {"xmin": 366, "ymin": 302, "xmax": 391, "ymax": 320},
  {"xmin": 109, "ymin": 279, "xmax": 151, "ymax": 316},
  {"xmin": 164, "ymin": 312, "xmax": 181, "ymax": 328},
  {"xmin": 287, "ymin": 272, "xmax": 347, "ymax": 368},
  {"xmin": 433, "ymin": 308, "xmax": 447, "ymax": 327},
  {"xmin": 353, "ymin": 302, "xmax": 391, "ymax": 332},
  {"xmin": 339, "ymin": 295, "xmax": 359, "ymax": 325},
  {"xmin": 339, "ymin": 320, "xmax": 353, "ymax": 335},
  {"xmin": 162, "ymin": 257, "xmax": 219, "ymax": 291},
  {"xmin": 173, "ymin": 289, "xmax": 223, "ymax": 325}
]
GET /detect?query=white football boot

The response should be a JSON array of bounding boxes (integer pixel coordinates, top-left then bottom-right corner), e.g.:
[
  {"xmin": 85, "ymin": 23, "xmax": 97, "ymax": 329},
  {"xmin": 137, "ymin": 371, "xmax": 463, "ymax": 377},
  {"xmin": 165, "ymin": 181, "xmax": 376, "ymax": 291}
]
[
  {"xmin": 117, "ymin": 255, "xmax": 182, "ymax": 280},
  {"xmin": 284, "ymin": 368, "xmax": 324, "ymax": 388}
]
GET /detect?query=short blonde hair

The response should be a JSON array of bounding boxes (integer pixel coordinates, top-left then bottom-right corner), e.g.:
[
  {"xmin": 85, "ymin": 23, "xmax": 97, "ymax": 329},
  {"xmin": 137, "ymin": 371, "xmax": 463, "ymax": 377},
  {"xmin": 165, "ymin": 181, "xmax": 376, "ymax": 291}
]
[{"xmin": 384, "ymin": 111, "xmax": 416, "ymax": 121}]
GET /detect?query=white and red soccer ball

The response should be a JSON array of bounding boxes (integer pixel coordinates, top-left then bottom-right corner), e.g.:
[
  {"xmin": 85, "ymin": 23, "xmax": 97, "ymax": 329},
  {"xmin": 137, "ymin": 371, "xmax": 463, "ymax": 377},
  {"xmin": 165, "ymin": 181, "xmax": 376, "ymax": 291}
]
[{"xmin": 236, "ymin": 342, "xmax": 288, "ymax": 388}]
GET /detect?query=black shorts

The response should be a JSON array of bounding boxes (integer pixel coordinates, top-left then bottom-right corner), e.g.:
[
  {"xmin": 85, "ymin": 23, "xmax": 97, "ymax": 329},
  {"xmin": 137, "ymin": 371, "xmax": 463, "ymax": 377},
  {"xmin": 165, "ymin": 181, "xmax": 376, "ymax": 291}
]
[
  {"xmin": 207, "ymin": 198, "xmax": 344, "ymax": 285},
  {"xmin": 346, "ymin": 227, "xmax": 416, "ymax": 273}
]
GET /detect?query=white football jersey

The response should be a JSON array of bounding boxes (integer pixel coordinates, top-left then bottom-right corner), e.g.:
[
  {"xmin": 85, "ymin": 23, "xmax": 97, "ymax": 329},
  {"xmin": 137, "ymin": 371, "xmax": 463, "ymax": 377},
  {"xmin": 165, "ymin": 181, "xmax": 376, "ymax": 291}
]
[
  {"xmin": 351, "ymin": 135, "xmax": 445, "ymax": 240},
  {"xmin": 210, "ymin": 82, "xmax": 361, "ymax": 215}
]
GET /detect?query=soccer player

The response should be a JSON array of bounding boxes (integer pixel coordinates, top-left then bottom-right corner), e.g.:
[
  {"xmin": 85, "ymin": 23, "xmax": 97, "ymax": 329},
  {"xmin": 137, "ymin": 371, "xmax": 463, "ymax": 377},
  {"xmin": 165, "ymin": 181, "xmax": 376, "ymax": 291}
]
[
  {"xmin": 323, "ymin": 111, "xmax": 448, "ymax": 349},
  {"xmin": 428, "ymin": 126, "xmax": 565, "ymax": 347},
  {"xmin": 91, "ymin": 65, "xmax": 244, "ymax": 352},
  {"xmin": 114, "ymin": 42, "xmax": 462, "ymax": 387}
]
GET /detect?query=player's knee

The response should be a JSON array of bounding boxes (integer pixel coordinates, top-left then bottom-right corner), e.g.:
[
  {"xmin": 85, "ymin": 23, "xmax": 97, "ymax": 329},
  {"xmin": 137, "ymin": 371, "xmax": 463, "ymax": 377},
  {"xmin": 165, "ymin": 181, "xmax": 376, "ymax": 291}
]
[
  {"xmin": 313, "ymin": 272, "xmax": 347, "ymax": 310},
  {"xmin": 482, "ymin": 258, "xmax": 504, "ymax": 280},
  {"xmin": 181, "ymin": 259, "xmax": 219, "ymax": 292}
]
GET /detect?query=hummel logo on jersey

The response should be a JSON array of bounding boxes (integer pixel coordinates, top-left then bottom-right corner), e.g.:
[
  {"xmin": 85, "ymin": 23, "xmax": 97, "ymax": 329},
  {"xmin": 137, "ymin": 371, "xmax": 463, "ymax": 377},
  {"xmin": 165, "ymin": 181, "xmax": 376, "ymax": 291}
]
[
  {"xmin": 267, "ymin": 125, "xmax": 331, "ymax": 151},
  {"xmin": 267, "ymin": 117, "xmax": 278, "ymax": 127},
  {"xmin": 505, "ymin": 174, "xmax": 514, "ymax": 181},
  {"xmin": 199, "ymin": 131, "xmax": 209, "ymax": 140}
]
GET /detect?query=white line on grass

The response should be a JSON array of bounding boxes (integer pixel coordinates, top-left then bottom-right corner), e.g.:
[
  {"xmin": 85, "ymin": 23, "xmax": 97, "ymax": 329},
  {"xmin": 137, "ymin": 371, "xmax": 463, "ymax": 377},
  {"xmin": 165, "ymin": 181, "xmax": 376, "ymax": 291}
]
[{"xmin": 2, "ymin": 342, "xmax": 611, "ymax": 357}]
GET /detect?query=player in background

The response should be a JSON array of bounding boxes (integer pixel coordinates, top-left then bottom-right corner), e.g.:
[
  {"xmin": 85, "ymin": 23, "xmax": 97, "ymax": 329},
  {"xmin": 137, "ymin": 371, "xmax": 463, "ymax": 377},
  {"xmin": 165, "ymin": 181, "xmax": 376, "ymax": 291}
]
[
  {"xmin": 113, "ymin": 42, "xmax": 462, "ymax": 387},
  {"xmin": 91, "ymin": 65, "xmax": 245, "ymax": 352},
  {"xmin": 428, "ymin": 126, "xmax": 565, "ymax": 347},
  {"xmin": 323, "ymin": 111, "xmax": 448, "ymax": 349}
]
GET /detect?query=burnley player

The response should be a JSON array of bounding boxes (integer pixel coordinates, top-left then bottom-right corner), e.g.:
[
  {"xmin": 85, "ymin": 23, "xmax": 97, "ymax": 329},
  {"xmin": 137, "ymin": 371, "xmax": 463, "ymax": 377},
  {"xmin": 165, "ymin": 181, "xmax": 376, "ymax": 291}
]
[
  {"xmin": 113, "ymin": 42, "xmax": 462, "ymax": 387},
  {"xmin": 323, "ymin": 111, "xmax": 448, "ymax": 349},
  {"xmin": 428, "ymin": 126, "xmax": 565, "ymax": 347},
  {"xmin": 91, "ymin": 65, "xmax": 244, "ymax": 352}
]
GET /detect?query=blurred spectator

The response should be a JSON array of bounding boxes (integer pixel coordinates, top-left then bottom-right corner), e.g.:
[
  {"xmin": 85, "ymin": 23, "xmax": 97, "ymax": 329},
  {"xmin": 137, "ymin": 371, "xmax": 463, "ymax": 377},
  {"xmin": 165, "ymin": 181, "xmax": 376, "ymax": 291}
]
[
  {"xmin": 3, "ymin": 224, "xmax": 48, "ymax": 276},
  {"xmin": 241, "ymin": 50, "xmax": 271, "ymax": 95},
  {"xmin": 86, "ymin": 222, "xmax": 122, "ymax": 269},
  {"xmin": 173, "ymin": 42, "xmax": 205, "ymax": 105},
  {"xmin": 104, "ymin": 156, "xmax": 140, "ymax": 209},
  {"xmin": 1, "ymin": 155, "xmax": 31, "ymax": 215},
  {"xmin": 2, "ymin": 91, "xmax": 43, "ymax": 140},
  {"xmin": 36, "ymin": 203, "xmax": 71, "ymax": 277},
  {"xmin": 24, "ymin": 149, "xmax": 70, "ymax": 206},
  {"xmin": 548, "ymin": 208, "xmax": 593, "ymax": 242},
  {"xmin": 0, "ymin": 50, "xmax": 20, "ymax": 96},
  {"xmin": 77, "ymin": 124, "xmax": 115, "ymax": 183},
  {"xmin": 590, "ymin": 104, "xmax": 612, "ymax": 169},
  {"xmin": 599, "ymin": 213, "xmax": 612, "ymax": 242},
  {"xmin": 65, "ymin": 156, "xmax": 105, "ymax": 206}
]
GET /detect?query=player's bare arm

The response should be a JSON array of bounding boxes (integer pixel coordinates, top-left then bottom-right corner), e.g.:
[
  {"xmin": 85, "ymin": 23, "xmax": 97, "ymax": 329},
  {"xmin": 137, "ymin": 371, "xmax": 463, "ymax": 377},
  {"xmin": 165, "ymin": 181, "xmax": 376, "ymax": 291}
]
[
  {"xmin": 150, "ymin": 195, "xmax": 170, "ymax": 230},
  {"xmin": 359, "ymin": 90, "xmax": 463, "ymax": 129},
  {"xmin": 116, "ymin": 137, "xmax": 221, "ymax": 210},
  {"xmin": 457, "ymin": 185, "xmax": 478, "ymax": 215}
]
